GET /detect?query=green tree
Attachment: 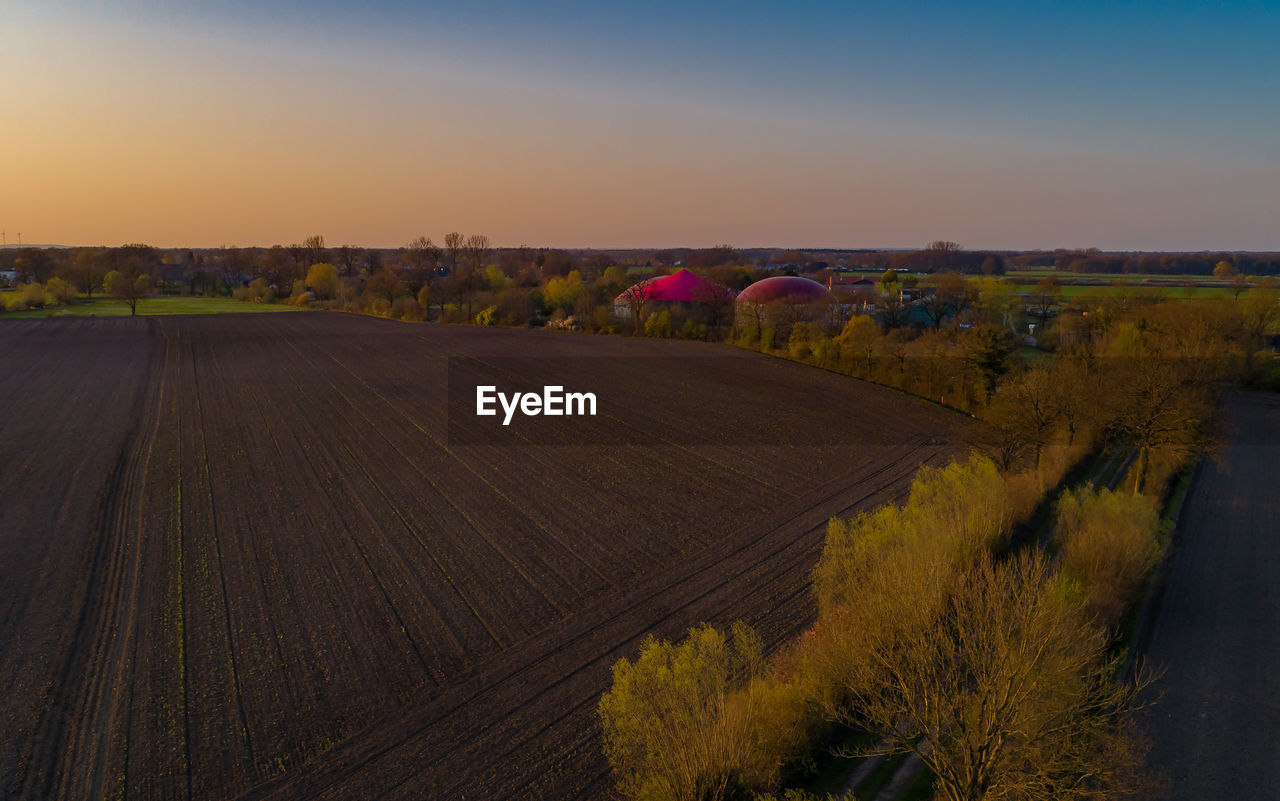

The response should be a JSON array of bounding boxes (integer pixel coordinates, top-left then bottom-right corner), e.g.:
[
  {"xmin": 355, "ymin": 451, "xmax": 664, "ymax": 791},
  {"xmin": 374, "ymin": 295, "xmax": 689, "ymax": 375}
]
[
  {"xmin": 1213, "ymin": 260, "xmax": 1238, "ymax": 280},
  {"xmin": 45, "ymin": 276, "xmax": 76, "ymax": 305},
  {"xmin": 599, "ymin": 623, "xmax": 767, "ymax": 801},
  {"xmin": 545, "ymin": 269, "xmax": 586, "ymax": 312},
  {"xmin": 306, "ymin": 262, "xmax": 340, "ymax": 300},
  {"xmin": 597, "ymin": 265, "xmax": 629, "ymax": 297},
  {"xmin": 963, "ymin": 324, "xmax": 1015, "ymax": 401},
  {"xmin": 976, "ymin": 277, "xmax": 1018, "ymax": 331},
  {"xmin": 366, "ymin": 266, "xmax": 404, "ymax": 302},
  {"xmin": 104, "ymin": 269, "xmax": 153, "ymax": 316},
  {"xmin": 834, "ymin": 314, "xmax": 878, "ymax": 374},
  {"xmin": 876, "ymin": 270, "xmax": 907, "ymax": 329}
]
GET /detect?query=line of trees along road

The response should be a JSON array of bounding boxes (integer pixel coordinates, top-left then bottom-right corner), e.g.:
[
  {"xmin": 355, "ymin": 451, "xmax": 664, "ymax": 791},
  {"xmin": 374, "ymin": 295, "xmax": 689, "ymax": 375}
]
[{"xmin": 600, "ymin": 456, "xmax": 1167, "ymax": 801}]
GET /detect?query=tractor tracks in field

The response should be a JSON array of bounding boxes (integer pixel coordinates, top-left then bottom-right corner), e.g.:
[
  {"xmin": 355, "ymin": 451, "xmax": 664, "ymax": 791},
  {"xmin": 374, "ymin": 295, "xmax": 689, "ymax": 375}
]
[
  {"xmin": 20, "ymin": 321, "xmax": 167, "ymax": 801},
  {"xmin": 237, "ymin": 437, "xmax": 956, "ymax": 801},
  {"xmin": 188, "ymin": 334, "xmax": 257, "ymax": 775}
]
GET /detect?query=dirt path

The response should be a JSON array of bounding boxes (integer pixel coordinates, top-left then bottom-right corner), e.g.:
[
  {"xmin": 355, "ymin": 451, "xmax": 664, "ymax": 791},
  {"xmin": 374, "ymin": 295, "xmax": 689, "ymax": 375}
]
[{"xmin": 1141, "ymin": 392, "xmax": 1280, "ymax": 800}]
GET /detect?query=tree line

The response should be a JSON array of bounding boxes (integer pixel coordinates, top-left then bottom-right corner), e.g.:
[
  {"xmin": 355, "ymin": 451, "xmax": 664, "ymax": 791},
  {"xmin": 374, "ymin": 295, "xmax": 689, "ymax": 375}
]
[
  {"xmin": 601, "ymin": 456, "xmax": 1167, "ymax": 801},
  {"xmin": 598, "ymin": 276, "xmax": 1278, "ymax": 800}
]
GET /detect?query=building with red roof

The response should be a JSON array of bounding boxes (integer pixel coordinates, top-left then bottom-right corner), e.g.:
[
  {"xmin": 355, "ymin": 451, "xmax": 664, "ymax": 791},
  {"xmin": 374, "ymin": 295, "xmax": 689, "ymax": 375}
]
[{"xmin": 613, "ymin": 268, "xmax": 735, "ymax": 306}]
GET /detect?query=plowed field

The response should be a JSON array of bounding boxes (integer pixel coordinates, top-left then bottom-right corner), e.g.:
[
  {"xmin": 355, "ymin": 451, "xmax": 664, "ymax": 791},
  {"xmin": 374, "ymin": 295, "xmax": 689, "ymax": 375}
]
[{"xmin": 0, "ymin": 313, "xmax": 983, "ymax": 800}]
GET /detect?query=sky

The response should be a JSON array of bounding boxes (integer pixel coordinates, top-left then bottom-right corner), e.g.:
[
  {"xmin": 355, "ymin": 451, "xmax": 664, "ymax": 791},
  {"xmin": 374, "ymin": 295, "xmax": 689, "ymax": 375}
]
[{"xmin": 2, "ymin": 0, "xmax": 1278, "ymax": 250}]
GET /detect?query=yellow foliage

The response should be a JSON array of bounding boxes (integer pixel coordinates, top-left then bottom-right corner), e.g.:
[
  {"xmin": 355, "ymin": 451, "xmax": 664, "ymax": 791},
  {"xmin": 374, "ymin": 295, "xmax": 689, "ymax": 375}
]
[
  {"xmin": 1056, "ymin": 487, "xmax": 1162, "ymax": 630},
  {"xmin": 305, "ymin": 262, "xmax": 340, "ymax": 300}
]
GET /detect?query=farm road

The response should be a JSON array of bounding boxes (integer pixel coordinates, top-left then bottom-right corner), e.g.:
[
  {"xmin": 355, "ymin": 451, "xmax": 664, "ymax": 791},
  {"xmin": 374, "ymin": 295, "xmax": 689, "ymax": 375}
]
[{"xmin": 1143, "ymin": 392, "xmax": 1280, "ymax": 800}]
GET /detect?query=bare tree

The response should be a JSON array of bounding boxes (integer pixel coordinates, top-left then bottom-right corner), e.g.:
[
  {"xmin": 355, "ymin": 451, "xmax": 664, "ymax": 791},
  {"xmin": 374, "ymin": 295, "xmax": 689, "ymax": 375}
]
[
  {"xmin": 876, "ymin": 270, "xmax": 908, "ymax": 329},
  {"xmin": 924, "ymin": 239, "xmax": 962, "ymax": 272},
  {"xmin": 617, "ymin": 280, "xmax": 653, "ymax": 334},
  {"xmin": 830, "ymin": 552, "xmax": 1159, "ymax": 801},
  {"xmin": 987, "ymin": 366, "xmax": 1061, "ymax": 471},
  {"xmin": 1030, "ymin": 275, "xmax": 1060, "ymax": 325},
  {"xmin": 301, "ymin": 234, "xmax": 327, "ymax": 269},
  {"xmin": 402, "ymin": 236, "xmax": 442, "ymax": 275},
  {"xmin": 335, "ymin": 244, "xmax": 363, "ymax": 278},
  {"xmin": 444, "ymin": 231, "xmax": 464, "ymax": 274},
  {"xmin": 696, "ymin": 282, "xmax": 737, "ymax": 337},
  {"xmin": 921, "ymin": 271, "xmax": 970, "ymax": 329},
  {"xmin": 1103, "ymin": 310, "xmax": 1220, "ymax": 494},
  {"xmin": 13, "ymin": 248, "xmax": 54, "ymax": 284},
  {"xmin": 463, "ymin": 234, "xmax": 491, "ymax": 274},
  {"xmin": 65, "ymin": 247, "xmax": 105, "ymax": 298}
]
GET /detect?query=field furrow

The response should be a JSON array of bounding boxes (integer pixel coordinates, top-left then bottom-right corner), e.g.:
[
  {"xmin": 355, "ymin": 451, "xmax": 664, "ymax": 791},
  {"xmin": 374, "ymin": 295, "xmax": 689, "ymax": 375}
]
[{"xmin": 0, "ymin": 313, "xmax": 983, "ymax": 801}]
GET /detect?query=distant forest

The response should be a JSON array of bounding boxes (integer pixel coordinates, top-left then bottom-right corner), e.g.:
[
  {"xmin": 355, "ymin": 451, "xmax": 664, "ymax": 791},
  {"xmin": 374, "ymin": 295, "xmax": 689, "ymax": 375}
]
[{"xmin": 3, "ymin": 241, "xmax": 1279, "ymax": 292}]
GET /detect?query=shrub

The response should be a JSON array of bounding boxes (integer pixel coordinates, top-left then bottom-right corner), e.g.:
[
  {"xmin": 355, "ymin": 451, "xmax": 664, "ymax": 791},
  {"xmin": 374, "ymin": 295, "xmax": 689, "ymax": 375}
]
[
  {"xmin": 1253, "ymin": 359, "xmax": 1280, "ymax": 392},
  {"xmin": 286, "ymin": 280, "xmax": 313, "ymax": 307},
  {"xmin": 591, "ymin": 304, "xmax": 613, "ymax": 333},
  {"xmin": 680, "ymin": 319, "xmax": 709, "ymax": 340},
  {"xmin": 645, "ymin": 309, "xmax": 672, "ymax": 338},
  {"xmin": 237, "ymin": 276, "xmax": 276, "ymax": 303},
  {"xmin": 45, "ymin": 277, "xmax": 76, "ymax": 305},
  {"xmin": 1056, "ymin": 487, "xmax": 1163, "ymax": 630},
  {"xmin": 600, "ymin": 622, "xmax": 802, "ymax": 801},
  {"xmin": 17, "ymin": 283, "xmax": 47, "ymax": 309},
  {"xmin": 474, "ymin": 304, "xmax": 499, "ymax": 326},
  {"xmin": 392, "ymin": 296, "xmax": 425, "ymax": 321},
  {"xmin": 497, "ymin": 287, "xmax": 538, "ymax": 326}
]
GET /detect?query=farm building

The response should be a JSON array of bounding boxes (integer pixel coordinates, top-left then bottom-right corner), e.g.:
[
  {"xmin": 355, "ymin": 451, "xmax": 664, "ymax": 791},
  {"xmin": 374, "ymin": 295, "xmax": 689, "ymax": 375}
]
[
  {"xmin": 736, "ymin": 275, "xmax": 834, "ymax": 305},
  {"xmin": 827, "ymin": 274, "xmax": 877, "ymax": 294},
  {"xmin": 613, "ymin": 268, "xmax": 734, "ymax": 306},
  {"xmin": 612, "ymin": 268, "xmax": 736, "ymax": 328},
  {"xmin": 827, "ymin": 274, "xmax": 879, "ymax": 314},
  {"xmin": 736, "ymin": 275, "xmax": 839, "ymax": 335}
]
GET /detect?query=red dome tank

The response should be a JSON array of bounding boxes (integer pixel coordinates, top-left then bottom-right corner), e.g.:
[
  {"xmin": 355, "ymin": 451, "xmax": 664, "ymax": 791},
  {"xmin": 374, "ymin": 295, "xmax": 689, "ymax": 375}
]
[
  {"xmin": 612, "ymin": 269, "xmax": 734, "ymax": 304},
  {"xmin": 736, "ymin": 275, "xmax": 833, "ymax": 304}
]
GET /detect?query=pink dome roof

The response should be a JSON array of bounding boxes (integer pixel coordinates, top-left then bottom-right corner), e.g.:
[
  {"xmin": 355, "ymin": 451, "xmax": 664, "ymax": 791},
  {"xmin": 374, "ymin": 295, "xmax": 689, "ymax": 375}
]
[
  {"xmin": 614, "ymin": 269, "xmax": 735, "ymax": 304},
  {"xmin": 736, "ymin": 275, "xmax": 833, "ymax": 304}
]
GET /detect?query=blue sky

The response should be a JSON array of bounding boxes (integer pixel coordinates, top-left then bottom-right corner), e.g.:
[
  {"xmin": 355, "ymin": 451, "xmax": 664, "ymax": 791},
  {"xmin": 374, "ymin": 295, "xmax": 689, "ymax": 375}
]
[{"xmin": 4, "ymin": 0, "xmax": 1278, "ymax": 248}]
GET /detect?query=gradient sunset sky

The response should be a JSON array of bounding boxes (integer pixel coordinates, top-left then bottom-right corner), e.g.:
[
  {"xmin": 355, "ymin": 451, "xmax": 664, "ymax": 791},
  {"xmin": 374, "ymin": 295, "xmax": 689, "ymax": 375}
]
[{"xmin": 3, "ymin": 1, "xmax": 1278, "ymax": 250}]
